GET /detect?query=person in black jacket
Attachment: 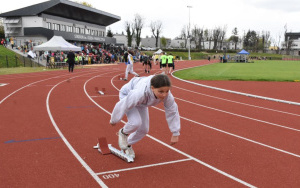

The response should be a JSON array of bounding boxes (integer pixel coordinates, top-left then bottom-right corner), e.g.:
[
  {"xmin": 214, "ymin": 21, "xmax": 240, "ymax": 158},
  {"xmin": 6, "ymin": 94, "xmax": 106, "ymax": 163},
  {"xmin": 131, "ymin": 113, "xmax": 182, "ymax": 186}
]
[
  {"xmin": 67, "ymin": 50, "xmax": 75, "ymax": 72},
  {"xmin": 123, "ymin": 51, "xmax": 128, "ymax": 63}
]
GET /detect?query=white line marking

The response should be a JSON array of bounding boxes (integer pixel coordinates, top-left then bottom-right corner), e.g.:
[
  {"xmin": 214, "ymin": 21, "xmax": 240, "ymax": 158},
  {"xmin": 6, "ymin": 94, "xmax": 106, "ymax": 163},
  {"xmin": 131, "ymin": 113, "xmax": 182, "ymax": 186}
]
[
  {"xmin": 96, "ymin": 158, "xmax": 192, "ymax": 175},
  {"xmin": 47, "ymin": 72, "xmax": 114, "ymax": 188},
  {"xmin": 0, "ymin": 83, "xmax": 9, "ymax": 87},
  {"xmin": 172, "ymin": 68, "xmax": 300, "ymax": 106},
  {"xmin": 84, "ymin": 74, "xmax": 256, "ymax": 188},
  {"xmin": 173, "ymin": 86, "xmax": 300, "ymax": 117},
  {"xmin": 152, "ymin": 106, "xmax": 300, "ymax": 158},
  {"xmin": 175, "ymin": 97, "xmax": 300, "ymax": 132}
]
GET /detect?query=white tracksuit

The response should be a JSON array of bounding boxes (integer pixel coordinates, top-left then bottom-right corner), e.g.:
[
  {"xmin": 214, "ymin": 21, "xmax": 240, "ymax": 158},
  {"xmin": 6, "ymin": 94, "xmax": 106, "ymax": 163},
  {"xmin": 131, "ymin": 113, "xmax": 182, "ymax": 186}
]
[
  {"xmin": 125, "ymin": 54, "xmax": 139, "ymax": 79},
  {"xmin": 110, "ymin": 75, "xmax": 180, "ymax": 145}
]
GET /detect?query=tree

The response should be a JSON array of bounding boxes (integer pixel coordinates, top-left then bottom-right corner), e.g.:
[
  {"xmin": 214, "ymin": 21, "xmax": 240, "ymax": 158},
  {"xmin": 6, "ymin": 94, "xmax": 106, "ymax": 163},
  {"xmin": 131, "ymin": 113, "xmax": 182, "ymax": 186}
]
[
  {"xmin": 244, "ymin": 30, "xmax": 259, "ymax": 52},
  {"xmin": 150, "ymin": 21, "xmax": 162, "ymax": 48},
  {"xmin": 133, "ymin": 14, "xmax": 144, "ymax": 47},
  {"xmin": 219, "ymin": 25, "xmax": 227, "ymax": 50},
  {"xmin": 161, "ymin": 37, "xmax": 167, "ymax": 48},
  {"xmin": 212, "ymin": 27, "xmax": 221, "ymax": 50},
  {"xmin": 283, "ymin": 24, "xmax": 294, "ymax": 55},
  {"xmin": 75, "ymin": 1, "xmax": 93, "ymax": 8},
  {"xmin": 180, "ymin": 25, "xmax": 187, "ymax": 48},
  {"xmin": 125, "ymin": 21, "xmax": 134, "ymax": 47},
  {"xmin": 229, "ymin": 27, "xmax": 239, "ymax": 50},
  {"xmin": 0, "ymin": 18, "xmax": 4, "ymax": 38},
  {"xmin": 106, "ymin": 28, "xmax": 113, "ymax": 37},
  {"xmin": 261, "ymin": 31, "xmax": 270, "ymax": 53},
  {"xmin": 191, "ymin": 25, "xmax": 204, "ymax": 50}
]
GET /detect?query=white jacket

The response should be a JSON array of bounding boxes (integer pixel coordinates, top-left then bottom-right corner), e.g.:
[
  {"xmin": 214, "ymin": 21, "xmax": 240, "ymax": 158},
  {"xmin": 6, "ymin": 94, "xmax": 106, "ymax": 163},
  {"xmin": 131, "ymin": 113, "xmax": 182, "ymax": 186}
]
[{"xmin": 110, "ymin": 75, "xmax": 180, "ymax": 136}]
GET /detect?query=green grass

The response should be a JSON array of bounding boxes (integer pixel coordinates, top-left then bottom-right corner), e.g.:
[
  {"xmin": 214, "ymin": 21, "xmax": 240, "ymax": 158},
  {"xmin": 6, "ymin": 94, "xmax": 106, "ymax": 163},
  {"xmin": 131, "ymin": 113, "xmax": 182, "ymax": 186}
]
[
  {"xmin": 173, "ymin": 60, "xmax": 300, "ymax": 82},
  {"xmin": 0, "ymin": 67, "xmax": 61, "ymax": 75},
  {"xmin": 0, "ymin": 46, "xmax": 23, "ymax": 68}
]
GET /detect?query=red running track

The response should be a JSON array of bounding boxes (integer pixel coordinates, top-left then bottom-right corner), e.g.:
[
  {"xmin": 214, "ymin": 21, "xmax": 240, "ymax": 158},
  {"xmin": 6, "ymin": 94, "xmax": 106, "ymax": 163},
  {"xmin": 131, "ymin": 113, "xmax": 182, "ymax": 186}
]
[{"xmin": 0, "ymin": 61, "xmax": 299, "ymax": 187}]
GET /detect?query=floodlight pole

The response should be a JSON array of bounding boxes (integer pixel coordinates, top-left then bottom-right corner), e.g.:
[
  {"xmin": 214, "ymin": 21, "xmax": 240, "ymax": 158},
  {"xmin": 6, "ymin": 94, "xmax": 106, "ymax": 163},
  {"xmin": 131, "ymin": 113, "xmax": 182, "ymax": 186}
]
[{"xmin": 187, "ymin": 6, "xmax": 192, "ymax": 60}]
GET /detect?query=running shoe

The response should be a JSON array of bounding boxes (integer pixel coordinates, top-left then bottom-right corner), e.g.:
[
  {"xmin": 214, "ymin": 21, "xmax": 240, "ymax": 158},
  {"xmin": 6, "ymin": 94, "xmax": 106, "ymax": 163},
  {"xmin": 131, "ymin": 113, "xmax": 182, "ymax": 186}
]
[
  {"xmin": 118, "ymin": 129, "xmax": 128, "ymax": 150},
  {"xmin": 125, "ymin": 146, "xmax": 135, "ymax": 159}
]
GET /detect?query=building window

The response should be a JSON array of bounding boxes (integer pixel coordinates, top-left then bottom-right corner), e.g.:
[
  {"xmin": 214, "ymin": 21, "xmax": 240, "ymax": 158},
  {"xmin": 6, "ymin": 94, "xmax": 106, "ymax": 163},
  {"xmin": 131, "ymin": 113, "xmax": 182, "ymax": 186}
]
[
  {"xmin": 61, "ymin": 25, "xmax": 66, "ymax": 32},
  {"xmin": 75, "ymin": 27, "xmax": 80, "ymax": 34},
  {"xmin": 80, "ymin": 28, "xmax": 85, "ymax": 34},
  {"xmin": 53, "ymin": 23, "xmax": 60, "ymax": 31},
  {"xmin": 85, "ymin": 29, "xmax": 90, "ymax": 35},
  {"xmin": 66, "ymin": 26, "xmax": 73, "ymax": 33},
  {"xmin": 47, "ymin": 22, "xmax": 52, "ymax": 29}
]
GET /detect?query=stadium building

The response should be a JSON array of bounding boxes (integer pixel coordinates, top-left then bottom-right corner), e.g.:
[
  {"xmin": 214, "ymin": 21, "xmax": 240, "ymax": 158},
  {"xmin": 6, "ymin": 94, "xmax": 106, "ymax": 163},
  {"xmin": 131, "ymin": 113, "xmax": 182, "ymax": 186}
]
[{"xmin": 0, "ymin": 0, "xmax": 120, "ymax": 47}]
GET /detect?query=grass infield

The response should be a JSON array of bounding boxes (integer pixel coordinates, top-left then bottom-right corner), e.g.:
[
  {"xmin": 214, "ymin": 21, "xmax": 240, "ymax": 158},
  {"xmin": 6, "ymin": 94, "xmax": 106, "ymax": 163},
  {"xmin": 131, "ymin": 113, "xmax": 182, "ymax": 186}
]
[{"xmin": 173, "ymin": 60, "xmax": 300, "ymax": 82}]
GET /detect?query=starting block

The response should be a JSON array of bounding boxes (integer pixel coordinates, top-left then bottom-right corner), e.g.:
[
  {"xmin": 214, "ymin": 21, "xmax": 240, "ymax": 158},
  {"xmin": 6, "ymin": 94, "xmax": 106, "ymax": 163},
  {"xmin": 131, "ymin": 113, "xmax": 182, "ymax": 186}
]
[
  {"xmin": 95, "ymin": 87, "xmax": 106, "ymax": 95},
  {"xmin": 93, "ymin": 137, "xmax": 134, "ymax": 163}
]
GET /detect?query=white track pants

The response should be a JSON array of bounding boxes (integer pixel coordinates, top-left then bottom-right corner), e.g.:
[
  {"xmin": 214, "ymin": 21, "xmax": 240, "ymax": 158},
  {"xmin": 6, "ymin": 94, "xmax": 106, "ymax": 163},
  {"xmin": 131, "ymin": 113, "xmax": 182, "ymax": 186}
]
[
  {"xmin": 125, "ymin": 64, "xmax": 139, "ymax": 79},
  {"xmin": 122, "ymin": 106, "xmax": 149, "ymax": 145}
]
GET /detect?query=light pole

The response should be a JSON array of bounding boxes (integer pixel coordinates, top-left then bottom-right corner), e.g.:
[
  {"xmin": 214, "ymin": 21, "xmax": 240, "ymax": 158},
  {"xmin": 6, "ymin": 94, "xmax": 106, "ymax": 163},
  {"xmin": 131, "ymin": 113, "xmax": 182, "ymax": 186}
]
[{"xmin": 187, "ymin": 6, "xmax": 192, "ymax": 60}]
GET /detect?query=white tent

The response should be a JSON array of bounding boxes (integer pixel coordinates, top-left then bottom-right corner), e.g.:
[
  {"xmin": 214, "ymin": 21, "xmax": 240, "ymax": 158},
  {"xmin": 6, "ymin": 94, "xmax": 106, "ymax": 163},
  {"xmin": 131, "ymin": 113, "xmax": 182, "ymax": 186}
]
[
  {"xmin": 154, "ymin": 49, "xmax": 163, "ymax": 54},
  {"xmin": 33, "ymin": 36, "xmax": 81, "ymax": 52}
]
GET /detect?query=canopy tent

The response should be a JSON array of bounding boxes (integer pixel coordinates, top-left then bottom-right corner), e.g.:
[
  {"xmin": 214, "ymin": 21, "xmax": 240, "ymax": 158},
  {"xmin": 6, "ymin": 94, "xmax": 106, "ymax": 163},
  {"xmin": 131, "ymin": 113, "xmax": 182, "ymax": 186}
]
[
  {"xmin": 154, "ymin": 49, "xmax": 163, "ymax": 54},
  {"xmin": 33, "ymin": 36, "xmax": 81, "ymax": 52},
  {"xmin": 237, "ymin": 49, "xmax": 250, "ymax": 55},
  {"xmin": 235, "ymin": 49, "xmax": 250, "ymax": 62}
]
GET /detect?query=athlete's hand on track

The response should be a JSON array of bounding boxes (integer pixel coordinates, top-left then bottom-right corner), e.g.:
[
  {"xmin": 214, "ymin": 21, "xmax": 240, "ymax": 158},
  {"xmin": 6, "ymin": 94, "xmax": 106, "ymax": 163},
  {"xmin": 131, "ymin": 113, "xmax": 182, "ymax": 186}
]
[{"xmin": 170, "ymin": 135, "xmax": 179, "ymax": 145}]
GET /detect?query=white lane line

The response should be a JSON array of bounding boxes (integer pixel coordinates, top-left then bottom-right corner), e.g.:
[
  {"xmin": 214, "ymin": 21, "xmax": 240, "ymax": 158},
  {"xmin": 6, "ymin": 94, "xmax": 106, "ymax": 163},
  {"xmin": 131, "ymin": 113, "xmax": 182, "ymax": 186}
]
[
  {"xmin": 173, "ymin": 86, "xmax": 300, "ymax": 117},
  {"xmin": 1, "ymin": 75, "xmax": 65, "ymax": 105},
  {"xmin": 0, "ymin": 83, "xmax": 9, "ymax": 87},
  {"xmin": 152, "ymin": 106, "xmax": 300, "ymax": 159},
  {"xmin": 96, "ymin": 158, "xmax": 192, "ymax": 175},
  {"xmin": 47, "ymin": 71, "xmax": 116, "ymax": 188},
  {"xmin": 175, "ymin": 97, "xmax": 300, "ymax": 132},
  {"xmin": 172, "ymin": 70, "xmax": 300, "ymax": 106},
  {"xmin": 84, "ymin": 74, "xmax": 256, "ymax": 188},
  {"xmin": 0, "ymin": 69, "xmax": 102, "ymax": 105}
]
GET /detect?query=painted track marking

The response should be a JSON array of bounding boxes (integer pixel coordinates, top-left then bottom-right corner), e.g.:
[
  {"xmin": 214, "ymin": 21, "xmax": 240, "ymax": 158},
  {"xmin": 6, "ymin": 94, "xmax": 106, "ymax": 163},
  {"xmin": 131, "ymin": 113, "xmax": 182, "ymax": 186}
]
[
  {"xmin": 173, "ymin": 85, "xmax": 300, "ymax": 117},
  {"xmin": 96, "ymin": 158, "xmax": 192, "ymax": 175},
  {"xmin": 174, "ymin": 97, "xmax": 300, "ymax": 132},
  {"xmin": 46, "ymin": 71, "xmax": 119, "ymax": 188}
]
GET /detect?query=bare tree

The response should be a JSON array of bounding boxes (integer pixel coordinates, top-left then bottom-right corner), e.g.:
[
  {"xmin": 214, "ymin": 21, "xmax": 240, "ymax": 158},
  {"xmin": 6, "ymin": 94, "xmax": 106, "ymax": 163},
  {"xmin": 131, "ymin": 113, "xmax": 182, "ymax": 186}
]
[
  {"xmin": 212, "ymin": 27, "xmax": 221, "ymax": 50},
  {"xmin": 180, "ymin": 26, "xmax": 188, "ymax": 48},
  {"xmin": 219, "ymin": 25, "xmax": 227, "ymax": 50},
  {"xmin": 191, "ymin": 25, "xmax": 204, "ymax": 50},
  {"xmin": 274, "ymin": 33, "xmax": 281, "ymax": 54},
  {"xmin": 261, "ymin": 30, "xmax": 271, "ymax": 53},
  {"xmin": 133, "ymin": 14, "xmax": 144, "ymax": 47},
  {"xmin": 150, "ymin": 21, "xmax": 162, "ymax": 48},
  {"xmin": 229, "ymin": 27, "xmax": 239, "ymax": 50},
  {"xmin": 125, "ymin": 21, "xmax": 134, "ymax": 47}
]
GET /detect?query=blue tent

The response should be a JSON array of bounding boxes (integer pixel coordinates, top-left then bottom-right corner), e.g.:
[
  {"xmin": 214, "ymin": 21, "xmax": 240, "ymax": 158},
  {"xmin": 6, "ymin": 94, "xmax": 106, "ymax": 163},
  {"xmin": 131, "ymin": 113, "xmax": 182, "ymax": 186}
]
[{"xmin": 237, "ymin": 49, "xmax": 250, "ymax": 55}]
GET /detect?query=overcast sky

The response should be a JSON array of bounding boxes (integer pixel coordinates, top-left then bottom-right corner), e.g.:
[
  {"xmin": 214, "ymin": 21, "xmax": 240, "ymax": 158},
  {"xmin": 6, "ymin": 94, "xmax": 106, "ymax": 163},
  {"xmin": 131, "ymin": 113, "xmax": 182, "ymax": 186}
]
[{"xmin": 1, "ymin": 0, "xmax": 300, "ymax": 44}]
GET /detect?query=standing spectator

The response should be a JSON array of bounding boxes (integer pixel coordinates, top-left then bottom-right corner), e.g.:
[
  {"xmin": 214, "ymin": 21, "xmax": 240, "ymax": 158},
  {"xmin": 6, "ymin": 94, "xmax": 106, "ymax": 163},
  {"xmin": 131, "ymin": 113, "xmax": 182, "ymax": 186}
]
[
  {"xmin": 67, "ymin": 50, "xmax": 75, "ymax": 72},
  {"xmin": 10, "ymin": 39, "xmax": 14, "ymax": 49}
]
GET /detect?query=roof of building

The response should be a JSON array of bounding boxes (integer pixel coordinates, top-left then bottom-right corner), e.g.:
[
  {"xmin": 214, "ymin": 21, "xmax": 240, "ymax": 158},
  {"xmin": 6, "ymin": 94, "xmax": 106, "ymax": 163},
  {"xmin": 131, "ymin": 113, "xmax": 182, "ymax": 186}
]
[{"xmin": 0, "ymin": 0, "xmax": 120, "ymax": 26}]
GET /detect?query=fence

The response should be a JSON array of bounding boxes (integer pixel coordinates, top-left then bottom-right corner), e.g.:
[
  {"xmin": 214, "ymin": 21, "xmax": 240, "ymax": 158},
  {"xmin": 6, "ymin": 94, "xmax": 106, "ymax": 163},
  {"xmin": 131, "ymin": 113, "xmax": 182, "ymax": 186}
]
[{"xmin": 0, "ymin": 54, "xmax": 43, "ymax": 68}]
